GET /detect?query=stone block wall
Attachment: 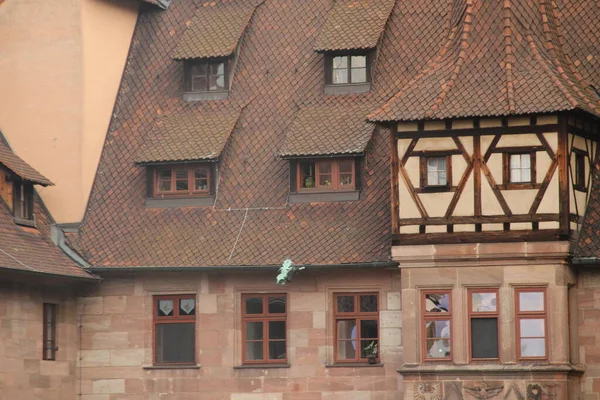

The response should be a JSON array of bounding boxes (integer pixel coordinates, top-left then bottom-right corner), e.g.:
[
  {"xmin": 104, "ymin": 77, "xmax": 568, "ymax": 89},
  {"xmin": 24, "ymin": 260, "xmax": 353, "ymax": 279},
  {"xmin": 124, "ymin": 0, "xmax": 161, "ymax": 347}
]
[
  {"xmin": 0, "ymin": 281, "xmax": 79, "ymax": 400},
  {"xmin": 577, "ymin": 269, "xmax": 600, "ymax": 399},
  {"xmin": 77, "ymin": 268, "xmax": 403, "ymax": 400}
]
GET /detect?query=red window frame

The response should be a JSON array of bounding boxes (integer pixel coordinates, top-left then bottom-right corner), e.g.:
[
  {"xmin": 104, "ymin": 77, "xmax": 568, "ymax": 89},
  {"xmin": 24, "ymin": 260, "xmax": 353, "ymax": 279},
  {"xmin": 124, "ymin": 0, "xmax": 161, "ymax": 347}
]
[
  {"xmin": 241, "ymin": 294, "xmax": 288, "ymax": 365},
  {"xmin": 296, "ymin": 158, "xmax": 355, "ymax": 192},
  {"xmin": 422, "ymin": 290, "xmax": 452, "ymax": 361},
  {"xmin": 333, "ymin": 292, "xmax": 379, "ymax": 363},
  {"xmin": 153, "ymin": 294, "xmax": 196, "ymax": 366},
  {"xmin": 467, "ymin": 288, "xmax": 500, "ymax": 361},
  {"xmin": 515, "ymin": 288, "xmax": 548, "ymax": 361},
  {"xmin": 43, "ymin": 303, "xmax": 57, "ymax": 361},
  {"xmin": 153, "ymin": 164, "xmax": 211, "ymax": 198}
]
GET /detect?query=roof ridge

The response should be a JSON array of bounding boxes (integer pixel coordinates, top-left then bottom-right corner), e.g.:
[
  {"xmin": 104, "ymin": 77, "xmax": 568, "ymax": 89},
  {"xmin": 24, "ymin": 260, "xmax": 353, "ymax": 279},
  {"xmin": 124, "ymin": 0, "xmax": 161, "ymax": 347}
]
[
  {"xmin": 503, "ymin": 0, "xmax": 516, "ymax": 114},
  {"xmin": 425, "ymin": 0, "xmax": 474, "ymax": 118}
]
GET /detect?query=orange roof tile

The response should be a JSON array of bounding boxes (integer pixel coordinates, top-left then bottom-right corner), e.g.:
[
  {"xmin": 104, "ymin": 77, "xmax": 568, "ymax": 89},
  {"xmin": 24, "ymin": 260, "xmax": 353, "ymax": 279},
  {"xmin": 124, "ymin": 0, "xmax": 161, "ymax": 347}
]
[
  {"xmin": 0, "ymin": 137, "xmax": 53, "ymax": 186},
  {"xmin": 314, "ymin": 0, "xmax": 395, "ymax": 52}
]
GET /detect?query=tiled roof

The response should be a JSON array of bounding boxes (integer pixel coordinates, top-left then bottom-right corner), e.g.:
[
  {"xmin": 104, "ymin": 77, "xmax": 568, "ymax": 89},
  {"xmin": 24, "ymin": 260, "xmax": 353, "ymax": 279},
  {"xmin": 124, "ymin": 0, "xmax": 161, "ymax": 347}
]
[
  {"xmin": 74, "ymin": 0, "xmax": 400, "ymax": 268},
  {"xmin": 172, "ymin": 3, "xmax": 257, "ymax": 60},
  {"xmin": 314, "ymin": 0, "xmax": 395, "ymax": 52},
  {"xmin": 135, "ymin": 111, "xmax": 240, "ymax": 164},
  {"xmin": 0, "ymin": 195, "xmax": 95, "ymax": 279},
  {"xmin": 368, "ymin": 0, "xmax": 600, "ymax": 122},
  {"xmin": 279, "ymin": 104, "xmax": 376, "ymax": 158},
  {"xmin": 0, "ymin": 136, "xmax": 53, "ymax": 186}
]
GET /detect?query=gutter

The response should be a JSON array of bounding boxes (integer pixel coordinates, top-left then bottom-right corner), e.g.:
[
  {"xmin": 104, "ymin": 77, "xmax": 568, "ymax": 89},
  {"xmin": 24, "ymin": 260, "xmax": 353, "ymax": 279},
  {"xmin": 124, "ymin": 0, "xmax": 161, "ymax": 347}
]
[
  {"xmin": 87, "ymin": 261, "xmax": 399, "ymax": 273},
  {"xmin": 572, "ymin": 257, "xmax": 600, "ymax": 265}
]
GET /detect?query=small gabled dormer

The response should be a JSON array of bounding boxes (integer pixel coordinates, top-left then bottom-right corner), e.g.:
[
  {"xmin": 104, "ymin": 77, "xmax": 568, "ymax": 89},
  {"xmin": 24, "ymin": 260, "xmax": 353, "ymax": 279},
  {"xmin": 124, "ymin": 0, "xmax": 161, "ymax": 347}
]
[
  {"xmin": 278, "ymin": 104, "xmax": 376, "ymax": 203},
  {"xmin": 313, "ymin": 0, "xmax": 394, "ymax": 95},
  {"xmin": 0, "ymin": 137, "xmax": 54, "ymax": 227},
  {"xmin": 135, "ymin": 111, "xmax": 240, "ymax": 208},
  {"xmin": 171, "ymin": 3, "xmax": 258, "ymax": 101}
]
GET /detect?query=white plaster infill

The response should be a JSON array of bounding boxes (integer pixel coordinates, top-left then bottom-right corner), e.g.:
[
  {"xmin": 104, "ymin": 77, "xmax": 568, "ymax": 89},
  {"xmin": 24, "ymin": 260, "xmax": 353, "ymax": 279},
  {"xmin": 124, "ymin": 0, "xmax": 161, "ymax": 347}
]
[{"xmin": 392, "ymin": 241, "xmax": 571, "ymax": 268}]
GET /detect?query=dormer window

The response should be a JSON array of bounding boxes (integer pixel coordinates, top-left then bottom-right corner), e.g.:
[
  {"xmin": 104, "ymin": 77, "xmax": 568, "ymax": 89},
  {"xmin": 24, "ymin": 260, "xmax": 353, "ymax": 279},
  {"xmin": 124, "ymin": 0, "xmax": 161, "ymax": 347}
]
[
  {"xmin": 297, "ymin": 159, "xmax": 355, "ymax": 192},
  {"xmin": 185, "ymin": 59, "xmax": 228, "ymax": 93},
  {"xmin": 325, "ymin": 52, "xmax": 372, "ymax": 94},
  {"xmin": 153, "ymin": 164, "xmax": 212, "ymax": 198},
  {"xmin": 13, "ymin": 179, "xmax": 34, "ymax": 222}
]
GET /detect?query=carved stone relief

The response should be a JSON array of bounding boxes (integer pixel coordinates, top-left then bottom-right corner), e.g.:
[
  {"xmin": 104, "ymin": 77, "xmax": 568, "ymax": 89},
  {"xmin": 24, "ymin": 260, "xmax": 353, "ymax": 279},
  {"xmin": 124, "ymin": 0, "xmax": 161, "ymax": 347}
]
[
  {"xmin": 503, "ymin": 384, "xmax": 525, "ymax": 400},
  {"xmin": 464, "ymin": 382, "xmax": 504, "ymax": 399},
  {"xmin": 444, "ymin": 381, "xmax": 463, "ymax": 400},
  {"xmin": 526, "ymin": 383, "xmax": 554, "ymax": 400},
  {"xmin": 414, "ymin": 382, "xmax": 443, "ymax": 400}
]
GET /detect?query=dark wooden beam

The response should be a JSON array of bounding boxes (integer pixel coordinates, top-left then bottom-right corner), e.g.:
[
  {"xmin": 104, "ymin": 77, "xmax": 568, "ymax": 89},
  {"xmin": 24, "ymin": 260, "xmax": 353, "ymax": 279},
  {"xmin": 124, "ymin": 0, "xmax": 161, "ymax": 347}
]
[
  {"xmin": 396, "ymin": 124, "xmax": 560, "ymax": 139},
  {"xmin": 474, "ymin": 136, "xmax": 482, "ymax": 216},
  {"xmin": 398, "ymin": 214, "xmax": 560, "ymax": 226},
  {"xmin": 558, "ymin": 116, "xmax": 569, "ymax": 234},
  {"xmin": 445, "ymin": 137, "xmax": 474, "ymax": 218},
  {"xmin": 393, "ymin": 229, "xmax": 566, "ymax": 246}
]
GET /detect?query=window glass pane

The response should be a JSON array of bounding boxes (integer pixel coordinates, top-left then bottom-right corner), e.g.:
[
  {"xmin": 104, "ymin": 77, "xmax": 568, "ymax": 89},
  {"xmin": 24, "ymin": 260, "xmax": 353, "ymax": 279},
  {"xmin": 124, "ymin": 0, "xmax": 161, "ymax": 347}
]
[
  {"xmin": 520, "ymin": 319, "xmax": 545, "ymax": 337},
  {"xmin": 245, "ymin": 322, "xmax": 263, "ymax": 340},
  {"xmin": 427, "ymin": 172, "xmax": 439, "ymax": 186},
  {"xmin": 520, "ymin": 338, "xmax": 546, "ymax": 357},
  {"xmin": 337, "ymin": 320, "xmax": 356, "ymax": 340},
  {"xmin": 245, "ymin": 297, "xmax": 263, "ymax": 314},
  {"xmin": 425, "ymin": 320, "xmax": 450, "ymax": 338},
  {"xmin": 471, "ymin": 318, "xmax": 498, "ymax": 359},
  {"xmin": 426, "ymin": 339, "xmax": 451, "ymax": 359},
  {"xmin": 332, "ymin": 56, "xmax": 348, "ymax": 69},
  {"xmin": 360, "ymin": 339, "xmax": 378, "ymax": 358},
  {"xmin": 211, "ymin": 62, "xmax": 225, "ymax": 75},
  {"xmin": 176, "ymin": 180, "xmax": 189, "ymax": 191},
  {"xmin": 337, "ymin": 295, "xmax": 355, "ymax": 312},
  {"xmin": 339, "ymin": 160, "xmax": 353, "ymax": 174},
  {"xmin": 351, "ymin": 56, "xmax": 366, "ymax": 68},
  {"xmin": 333, "ymin": 69, "xmax": 348, "ymax": 84},
  {"xmin": 191, "ymin": 63, "xmax": 207, "ymax": 76},
  {"xmin": 351, "ymin": 68, "xmax": 366, "ymax": 83},
  {"xmin": 246, "ymin": 342, "xmax": 263, "ymax": 360},
  {"xmin": 155, "ymin": 323, "xmax": 195, "ymax": 363},
  {"xmin": 426, "ymin": 157, "xmax": 447, "ymax": 186},
  {"xmin": 319, "ymin": 174, "xmax": 332, "ymax": 187},
  {"xmin": 192, "ymin": 76, "xmax": 207, "ymax": 92},
  {"xmin": 157, "ymin": 300, "xmax": 174, "ymax": 316},
  {"xmin": 471, "ymin": 292, "xmax": 497, "ymax": 312},
  {"xmin": 210, "ymin": 75, "xmax": 225, "ymax": 91},
  {"xmin": 300, "ymin": 162, "xmax": 315, "ymax": 188},
  {"xmin": 319, "ymin": 162, "xmax": 332, "ymax": 174},
  {"xmin": 437, "ymin": 172, "xmax": 447, "ymax": 186},
  {"xmin": 194, "ymin": 168, "xmax": 208, "ymax": 179},
  {"xmin": 157, "ymin": 170, "xmax": 171, "ymax": 192},
  {"xmin": 519, "ymin": 292, "xmax": 544, "ymax": 311},
  {"xmin": 425, "ymin": 293, "xmax": 450, "ymax": 313},
  {"xmin": 521, "ymin": 167, "xmax": 531, "ymax": 182},
  {"xmin": 337, "ymin": 340, "xmax": 356, "ymax": 360},
  {"xmin": 438, "ymin": 157, "xmax": 446, "ymax": 170},
  {"xmin": 511, "ymin": 168, "xmax": 521, "ymax": 183},
  {"xmin": 268, "ymin": 321, "xmax": 286, "ymax": 340},
  {"xmin": 268, "ymin": 296, "xmax": 286, "ymax": 314},
  {"xmin": 268, "ymin": 341, "xmax": 286, "ymax": 360},
  {"xmin": 521, "ymin": 154, "xmax": 531, "ymax": 168},
  {"xmin": 427, "ymin": 158, "xmax": 438, "ymax": 169},
  {"xmin": 340, "ymin": 174, "xmax": 353, "ymax": 186},
  {"xmin": 175, "ymin": 169, "xmax": 188, "ymax": 191},
  {"xmin": 179, "ymin": 298, "xmax": 195, "ymax": 315},
  {"xmin": 360, "ymin": 319, "xmax": 378, "ymax": 339},
  {"xmin": 195, "ymin": 179, "xmax": 208, "ymax": 192},
  {"xmin": 510, "ymin": 154, "xmax": 521, "ymax": 169},
  {"xmin": 359, "ymin": 295, "xmax": 378, "ymax": 312}
]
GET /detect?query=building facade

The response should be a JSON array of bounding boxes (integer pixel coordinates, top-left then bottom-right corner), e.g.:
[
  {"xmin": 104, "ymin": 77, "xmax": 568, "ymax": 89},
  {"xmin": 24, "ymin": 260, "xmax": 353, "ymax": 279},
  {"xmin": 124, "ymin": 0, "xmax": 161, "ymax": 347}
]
[{"xmin": 2, "ymin": 0, "xmax": 600, "ymax": 400}]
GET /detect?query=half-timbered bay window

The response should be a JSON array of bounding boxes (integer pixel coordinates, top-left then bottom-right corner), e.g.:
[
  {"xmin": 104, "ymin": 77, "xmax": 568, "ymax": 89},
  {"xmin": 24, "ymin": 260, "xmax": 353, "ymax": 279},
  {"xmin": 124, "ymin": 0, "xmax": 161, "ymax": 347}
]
[
  {"xmin": 334, "ymin": 293, "xmax": 379, "ymax": 363},
  {"xmin": 153, "ymin": 164, "xmax": 211, "ymax": 198},
  {"xmin": 242, "ymin": 294, "xmax": 287, "ymax": 364},
  {"xmin": 43, "ymin": 303, "xmax": 57, "ymax": 361},
  {"xmin": 469, "ymin": 289, "xmax": 499, "ymax": 360},
  {"xmin": 297, "ymin": 158, "xmax": 355, "ymax": 192},
  {"xmin": 516, "ymin": 288, "xmax": 547, "ymax": 360},
  {"xmin": 422, "ymin": 291, "xmax": 451, "ymax": 360},
  {"xmin": 154, "ymin": 295, "xmax": 196, "ymax": 365}
]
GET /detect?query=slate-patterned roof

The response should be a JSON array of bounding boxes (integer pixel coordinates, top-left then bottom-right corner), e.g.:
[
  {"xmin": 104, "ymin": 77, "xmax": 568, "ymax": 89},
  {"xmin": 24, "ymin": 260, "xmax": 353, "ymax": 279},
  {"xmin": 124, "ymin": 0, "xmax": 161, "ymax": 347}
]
[
  {"xmin": 172, "ymin": 3, "xmax": 256, "ymax": 60},
  {"xmin": 0, "ymin": 137, "xmax": 53, "ymax": 186},
  {"xmin": 368, "ymin": 0, "xmax": 600, "ymax": 122},
  {"xmin": 314, "ymin": 0, "xmax": 395, "ymax": 52},
  {"xmin": 279, "ymin": 104, "xmax": 375, "ymax": 158},
  {"xmin": 135, "ymin": 111, "xmax": 240, "ymax": 163},
  {"xmin": 74, "ymin": 0, "xmax": 408, "ymax": 268},
  {"xmin": 0, "ymin": 195, "xmax": 95, "ymax": 279}
]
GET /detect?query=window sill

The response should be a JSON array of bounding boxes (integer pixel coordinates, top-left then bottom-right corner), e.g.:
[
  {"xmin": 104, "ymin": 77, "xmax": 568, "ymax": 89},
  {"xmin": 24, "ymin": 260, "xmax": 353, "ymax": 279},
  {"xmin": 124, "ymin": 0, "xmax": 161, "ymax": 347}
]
[
  {"xmin": 145, "ymin": 196, "xmax": 215, "ymax": 208},
  {"xmin": 13, "ymin": 217, "xmax": 36, "ymax": 228},
  {"xmin": 289, "ymin": 191, "xmax": 359, "ymax": 203},
  {"xmin": 143, "ymin": 364, "xmax": 201, "ymax": 370},
  {"xmin": 415, "ymin": 186, "xmax": 457, "ymax": 194},
  {"xmin": 398, "ymin": 363, "xmax": 584, "ymax": 376},
  {"xmin": 233, "ymin": 364, "xmax": 291, "ymax": 369},
  {"xmin": 324, "ymin": 83, "xmax": 370, "ymax": 95},
  {"xmin": 497, "ymin": 183, "xmax": 542, "ymax": 190},
  {"xmin": 183, "ymin": 91, "xmax": 228, "ymax": 101},
  {"xmin": 325, "ymin": 363, "xmax": 383, "ymax": 368}
]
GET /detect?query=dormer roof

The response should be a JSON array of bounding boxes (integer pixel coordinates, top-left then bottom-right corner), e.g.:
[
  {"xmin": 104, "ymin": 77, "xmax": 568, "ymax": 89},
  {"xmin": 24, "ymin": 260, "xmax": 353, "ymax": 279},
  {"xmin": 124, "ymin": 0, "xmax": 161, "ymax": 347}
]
[{"xmin": 0, "ymin": 135, "xmax": 53, "ymax": 186}]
